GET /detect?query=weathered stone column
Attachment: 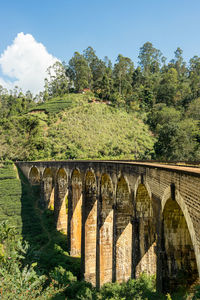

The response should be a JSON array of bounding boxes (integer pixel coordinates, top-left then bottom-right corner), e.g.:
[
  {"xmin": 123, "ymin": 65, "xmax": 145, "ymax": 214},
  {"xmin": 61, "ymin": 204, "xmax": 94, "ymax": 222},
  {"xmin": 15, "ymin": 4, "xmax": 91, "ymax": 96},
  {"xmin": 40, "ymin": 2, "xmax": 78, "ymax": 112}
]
[
  {"xmin": 84, "ymin": 170, "xmax": 97, "ymax": 286},
  {"xmin": 70, "ymin": 169, "xmax": 82, "ymax": 257},
  {"xmin": 135, "ymin": 183, "xmax": 156, "ymax": 277},
  {"xmin": 54, "ymin": 168, "xmax": 68, "ymax": 234},
  {"xmin": 41, "ymin": 168, "xmax": 54, "ymax": 209},
  {"xmin": 99, "ymin": 174, "xmax": 114, "ymax": 286},
  {"xmin": 115, "ymin": 176, "xmax": 133, "ymax": 283}
]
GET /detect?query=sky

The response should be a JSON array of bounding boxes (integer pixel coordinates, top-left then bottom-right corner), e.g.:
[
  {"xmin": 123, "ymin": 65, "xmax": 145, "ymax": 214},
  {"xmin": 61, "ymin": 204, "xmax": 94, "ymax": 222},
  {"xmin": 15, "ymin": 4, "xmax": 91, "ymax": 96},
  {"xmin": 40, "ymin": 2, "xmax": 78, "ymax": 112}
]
[{"xmin": 1, "ymin": 0, "xmax": 200, "ymax": 94}]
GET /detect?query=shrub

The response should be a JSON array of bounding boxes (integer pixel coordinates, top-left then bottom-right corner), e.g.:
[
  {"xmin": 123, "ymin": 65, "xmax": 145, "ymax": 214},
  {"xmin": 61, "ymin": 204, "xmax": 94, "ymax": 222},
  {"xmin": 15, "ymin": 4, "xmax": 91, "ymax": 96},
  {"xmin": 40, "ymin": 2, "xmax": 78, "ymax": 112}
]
[{"xmin": 193, "ymin": 285, "xmax": 200, "ymax": 299}]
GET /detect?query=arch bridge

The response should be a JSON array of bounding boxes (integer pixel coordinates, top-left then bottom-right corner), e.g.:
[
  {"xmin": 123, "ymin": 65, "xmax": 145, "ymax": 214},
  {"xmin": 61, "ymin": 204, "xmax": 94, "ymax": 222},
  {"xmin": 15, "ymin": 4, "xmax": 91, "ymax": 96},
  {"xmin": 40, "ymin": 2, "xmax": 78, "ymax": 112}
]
[{"xmin": 16, "ymin": 160, "xmax": 200, "ymax": 292}]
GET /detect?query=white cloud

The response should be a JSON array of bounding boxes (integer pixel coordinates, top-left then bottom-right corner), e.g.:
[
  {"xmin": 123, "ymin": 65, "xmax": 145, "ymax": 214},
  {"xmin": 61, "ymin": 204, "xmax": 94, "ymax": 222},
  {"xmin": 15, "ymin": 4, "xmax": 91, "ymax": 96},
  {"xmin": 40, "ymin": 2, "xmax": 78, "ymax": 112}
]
[
  {"xmin": 0, "ymin": 32, "xmax": 59, "ymax": 95},
  {"xmin": 0, "ymin": 77, "xmax": 13, "ymax": 91}
]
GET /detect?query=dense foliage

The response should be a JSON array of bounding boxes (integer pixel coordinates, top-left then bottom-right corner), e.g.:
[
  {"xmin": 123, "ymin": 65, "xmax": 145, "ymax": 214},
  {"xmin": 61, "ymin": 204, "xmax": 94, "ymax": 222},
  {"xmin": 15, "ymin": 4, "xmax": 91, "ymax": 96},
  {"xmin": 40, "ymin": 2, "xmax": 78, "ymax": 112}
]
[
  {"xmin": 0, "ymin": 93, "xmax": 155, "ymax": 161},
  {"xmin": 1, "ymin": 42, "xmax": 200, "ymax": 161}
]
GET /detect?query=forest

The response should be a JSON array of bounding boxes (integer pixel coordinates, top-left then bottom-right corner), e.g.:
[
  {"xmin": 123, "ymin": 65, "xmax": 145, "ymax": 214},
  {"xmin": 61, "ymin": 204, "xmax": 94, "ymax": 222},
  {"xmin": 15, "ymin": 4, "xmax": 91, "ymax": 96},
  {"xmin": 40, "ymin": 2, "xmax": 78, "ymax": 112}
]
[{"xmin": 0, "ymin": 42, "xmax": 200, "ymax": 162}]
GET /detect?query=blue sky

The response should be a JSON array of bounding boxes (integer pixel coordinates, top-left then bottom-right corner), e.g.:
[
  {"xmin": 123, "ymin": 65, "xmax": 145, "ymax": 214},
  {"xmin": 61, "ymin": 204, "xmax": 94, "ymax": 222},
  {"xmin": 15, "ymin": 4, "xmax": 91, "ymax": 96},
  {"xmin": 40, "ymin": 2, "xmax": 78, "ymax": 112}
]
[{"xmin": 1, "ymin": 0, "xmax": 200, "ymax": 93}]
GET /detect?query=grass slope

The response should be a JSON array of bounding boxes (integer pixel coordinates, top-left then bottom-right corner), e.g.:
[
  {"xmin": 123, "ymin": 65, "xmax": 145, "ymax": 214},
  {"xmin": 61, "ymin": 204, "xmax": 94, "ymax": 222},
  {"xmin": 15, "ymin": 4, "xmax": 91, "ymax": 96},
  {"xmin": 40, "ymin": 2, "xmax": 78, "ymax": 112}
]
[
  {"xmin": 0, "ymin": 93, "xmax": 156, "ymax": 161},
  {"xmin": 47, "ymin": 100, "xmax": 155, "ymax": 160},
  {"xmin": 29, "ymin": 93, "xmax": 93, "ymax": 114},
  {"xmin": 0, "ymin": 162, "xmax": 22, "ymax": 232}
]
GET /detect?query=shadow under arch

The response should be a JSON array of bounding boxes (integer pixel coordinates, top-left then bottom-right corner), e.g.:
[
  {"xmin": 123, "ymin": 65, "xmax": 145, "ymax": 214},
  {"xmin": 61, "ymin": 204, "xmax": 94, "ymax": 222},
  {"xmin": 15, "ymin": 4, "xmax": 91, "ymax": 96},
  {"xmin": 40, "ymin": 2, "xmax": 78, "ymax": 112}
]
[
  {"xmin": 54, "ymin": 168, "xmax": 68, "ymax": 234},
  {"xmin": 134, "ymin": 175, "xmax": 152, "ymax": 200},
  {"xmin": 134, "ymin": 180, "xmax": 156, "ymax": 278},
  {"xmin": 28, "ymin": 166, "xmax": 40, "ymax": 185},
  {"xmin": 99, "ymin": 173, "xmax": 114, "ymax": 286},
  {"xmin": 70, "ymin": 168, "xmax": 82, "ymax": 257},
  {"xmin": 41, "ymin": 168, "xmax": 54, "ymax": 209},
  {"xmin": 84, "ymin": 169, "xmax": 97, "ymax": 286},
  {"xmin": 161, "ymin": 187, "xmax": 199, "ymax": 292},
  {"xmin": 16, "ymin": 165, "xmax": 82, "ymax": 299},
  {"xmin": 115, "ymin": 175, "xmax": 133, "ymax": 283}
]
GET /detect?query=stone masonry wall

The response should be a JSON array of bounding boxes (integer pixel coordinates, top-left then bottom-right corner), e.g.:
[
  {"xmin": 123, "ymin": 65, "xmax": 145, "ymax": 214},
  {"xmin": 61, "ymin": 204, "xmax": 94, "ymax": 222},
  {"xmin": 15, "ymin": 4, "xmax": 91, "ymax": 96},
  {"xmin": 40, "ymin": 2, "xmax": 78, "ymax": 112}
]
[{"xmin": 16, "ymin": 161, "xmax": 200, "ymax": 292}]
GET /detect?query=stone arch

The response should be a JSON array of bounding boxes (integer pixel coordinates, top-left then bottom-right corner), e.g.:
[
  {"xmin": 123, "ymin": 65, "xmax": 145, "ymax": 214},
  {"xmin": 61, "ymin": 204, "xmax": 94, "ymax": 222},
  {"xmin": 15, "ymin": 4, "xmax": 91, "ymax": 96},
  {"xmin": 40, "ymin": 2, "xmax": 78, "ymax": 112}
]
[
  {"xmin": 99, "ymin": 173, "xmax": 114, "ymax": 286},
  {"xmin": 70, "ymin": 168, "xmax": 82, "ymax": 257},
  {"xmin": 28, "ymin": 166, "xmax": 40, "ymax": 185},
  {"xmin": 115, "ymin": 175, "xmax": 133, "ymax": 282},
  {"xmin": 41, "ymin": 168, "xmax": 54, "ymax": 209},
  {"xmin": 134, "ymin": 175, "xmax": 152, "ymax": 200},
  {"xmin": 161, "ymin": 187, "xmax": 199, "ymax": 291},
  {"xmin": 42, "ymin": 167, "xmax": 53, "ymax": 180},
  {"xmin": 134, "ymin": 181, "xmax": 156, "ymax": 277},
  {"xmin": 84, "ymin": 169, "xmax": 98, "ymax": 285},
  {"xmin": 54, "ymin": 168, "xmax": 68, "ymax": 233}
]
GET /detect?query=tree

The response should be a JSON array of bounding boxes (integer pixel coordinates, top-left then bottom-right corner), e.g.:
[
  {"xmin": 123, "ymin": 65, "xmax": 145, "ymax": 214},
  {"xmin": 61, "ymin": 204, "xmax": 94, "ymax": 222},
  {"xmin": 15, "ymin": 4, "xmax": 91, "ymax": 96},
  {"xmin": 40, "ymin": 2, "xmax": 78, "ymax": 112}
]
[
  {"xmin": 157, "ymin": 68, "xmax": 179, "ymax": 106},
  {"xmin": 45, "ymin": 61, "xmax": 69, "ymax": 98},
  {"xmin": 189, "ymin": 56, "xmax": 200, "ymax": 99},
  {"xmin": 170, "ymin": 47, "xmax": 187, "ymax": 78},
  {"xmin": 98, "ymin": 73, "xmax": 113, "ymax": 100},
  {"xmin": 83, "ymin": 47, "xmax": 112, "ymax": 97},
  {"xmin": 186, "ymin": 98, "xmax": 200, "ymax": 121},
  {"xmin": 83, "ymin": 46, "xmax": 97, "ymax": 88},
  {"xmin": 68, "ymin": 52, "xmax": 91, "ymax": 92},
  {"xmin": 138, "ymin": 42, "xmax": 163, "ymax": 74},
  {"xmin": 154, "ymin": 118, "xmax": 199, "ymax": 160},
  {"xmin": 113, "ymin": 54, "xmax": 134, "ymax": 98},
  {"xmin": 99, "ymin": 56, "xmax": 114, "ymax": 99},
  {"xmin": 148, "ymin": 104, "xmax": 181, "ymax": 131}
]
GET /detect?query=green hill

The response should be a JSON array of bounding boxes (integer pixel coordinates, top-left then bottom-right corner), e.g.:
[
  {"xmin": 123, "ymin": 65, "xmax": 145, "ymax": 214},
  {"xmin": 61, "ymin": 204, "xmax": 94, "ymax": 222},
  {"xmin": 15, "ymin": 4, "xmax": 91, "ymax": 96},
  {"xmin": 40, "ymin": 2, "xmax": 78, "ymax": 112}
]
[
  {"xmin": 0, "ymin": 162, "xmax": 22, "ymax": 231},
  {"xmin": 29, "ymin": 93, "xmax": 91, "ymax": 114},
  {"xmin": 0, "ymin": 93, "xmax": 155, "ymax": 161}
]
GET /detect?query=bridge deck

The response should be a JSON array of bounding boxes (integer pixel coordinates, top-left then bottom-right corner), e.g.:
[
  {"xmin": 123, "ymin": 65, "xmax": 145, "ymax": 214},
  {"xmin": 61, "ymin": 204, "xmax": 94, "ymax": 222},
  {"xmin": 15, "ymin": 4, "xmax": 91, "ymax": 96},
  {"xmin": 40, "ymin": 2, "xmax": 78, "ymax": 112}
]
[
  {"xmin": 110, "ymin": 161, "xmax": 200, "ymax": 174},
  {"xmin": 16, "ymin": 160, "xmax": 200, "ymax": 176}
]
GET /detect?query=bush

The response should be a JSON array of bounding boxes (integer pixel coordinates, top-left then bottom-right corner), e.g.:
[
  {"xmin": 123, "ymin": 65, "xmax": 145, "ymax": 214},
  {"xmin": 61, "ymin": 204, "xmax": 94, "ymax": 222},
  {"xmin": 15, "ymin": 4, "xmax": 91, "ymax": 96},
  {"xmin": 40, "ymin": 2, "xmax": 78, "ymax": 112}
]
[
  {"xmin": 50, "ymin": 266, "xmax": 76, "ymax": 287},
  {"xmin": 193, "ymin": 285, "xmax": 200, "ymax": 299},
  {"xmin": 0, "ymin": 221, "xmax": 66, "ymax": 299},
  {"xmin": 98, "ymin": 273, "xmax": 158, "ymax": 300},
  {"xmin": 65, "ymin": 280, "xmax": 95, "ymax": 300}
]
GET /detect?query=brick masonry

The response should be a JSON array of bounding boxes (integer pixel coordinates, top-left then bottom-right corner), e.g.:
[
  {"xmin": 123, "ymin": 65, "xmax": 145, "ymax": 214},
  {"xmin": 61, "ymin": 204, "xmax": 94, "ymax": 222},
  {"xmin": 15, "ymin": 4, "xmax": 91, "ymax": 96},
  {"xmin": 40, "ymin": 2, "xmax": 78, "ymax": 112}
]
[{"xmin": 16, "ymin": 161, "xmax": 200, "ymax": 292}]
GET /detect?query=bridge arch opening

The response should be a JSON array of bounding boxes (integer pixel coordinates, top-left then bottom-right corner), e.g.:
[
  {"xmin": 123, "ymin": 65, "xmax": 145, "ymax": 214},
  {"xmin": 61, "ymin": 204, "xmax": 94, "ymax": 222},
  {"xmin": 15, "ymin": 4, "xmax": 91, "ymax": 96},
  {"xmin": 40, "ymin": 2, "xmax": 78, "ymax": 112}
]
[
  {"xmin": 71, "ymin": 169, "xmax": 82, "ymax": 257},
  {"xmin": 162, "ymin": 197, "xmax": 198, "ymax": 292},
  {"xmin": 84, "ymin": 169, "xmax": 97, "ymax": 286},
  {"xmin": 54, "ymin": 168, "xmax": 68, "ymax": 234},
  {"xmin": 135, "ymin": 183, "xmax": 156, "ymax": 277},
  {"xmin": 42, "ymin": 168, "xmax": 54, "ymax": 209},
  {"xmin": 29, "ymin": 166, "xmax": 40, "ymax": 185},
  {"xmin": 115, "ymin": 175, "xmax": 132, "ymax": 282},
  {"xmin": 99, "ymin": 173, "xmax": 114, "ymax": 286}
]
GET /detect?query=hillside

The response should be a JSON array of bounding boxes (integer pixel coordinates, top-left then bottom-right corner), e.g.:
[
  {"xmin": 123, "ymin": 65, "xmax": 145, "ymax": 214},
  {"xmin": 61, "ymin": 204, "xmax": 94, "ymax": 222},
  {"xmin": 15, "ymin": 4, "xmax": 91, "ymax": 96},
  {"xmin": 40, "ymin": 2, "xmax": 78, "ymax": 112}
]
[
  {"xmin": 0, "ymin": 162, "xmax": 22, "ymax": 231},
  {"xmin": 1, "ymin": 43, "xmax": 200, "ymax": 162},
  {"xmin": 29, "ymin": 93, "xmax": 90, "ymax": 114},
  {"xmin": 0, "ymin": 93, "xmax": 155, "ymax": 161}
]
